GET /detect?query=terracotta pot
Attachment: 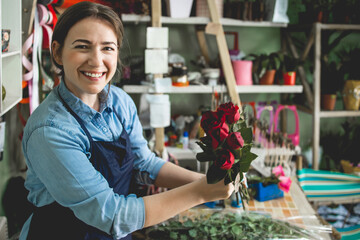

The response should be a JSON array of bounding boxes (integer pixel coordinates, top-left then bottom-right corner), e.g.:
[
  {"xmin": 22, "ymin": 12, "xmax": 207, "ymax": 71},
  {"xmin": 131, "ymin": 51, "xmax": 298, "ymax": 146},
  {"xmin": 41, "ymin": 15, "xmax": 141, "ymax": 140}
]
[
  {"xmin": 283, "ymin": 72, "xmax": 296, "ymax": 85},
  {"xmin": 259, "ymin": 70, "xmax": 276, "ymax": 85},
  {"xmin": 343, "ymin": 80, "xmax": 360, "ymax": 110},
  {"xmin": 321, "ymin": 94, "xmax": 337, "ymax": 110}
]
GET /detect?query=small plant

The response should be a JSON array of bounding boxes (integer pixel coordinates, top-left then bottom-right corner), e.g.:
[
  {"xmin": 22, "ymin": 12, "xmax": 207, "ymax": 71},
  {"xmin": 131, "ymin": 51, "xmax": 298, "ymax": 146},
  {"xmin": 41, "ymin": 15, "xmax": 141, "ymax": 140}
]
[
  {"xmin": 337, "ymin": 46, "xmax": 360, "ymax": 81},
  {"xmin": 320, "ymin": 60, "xmax": 343, "ymax": 94},
  {"xmin": 245, "ymin": 52, "xmax": 281, "ymax": 82}
]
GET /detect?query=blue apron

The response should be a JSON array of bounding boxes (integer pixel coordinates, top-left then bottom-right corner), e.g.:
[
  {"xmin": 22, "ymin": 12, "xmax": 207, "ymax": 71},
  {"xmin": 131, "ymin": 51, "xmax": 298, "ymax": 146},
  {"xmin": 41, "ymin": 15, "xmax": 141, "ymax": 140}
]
[{"xmin": 27, "ymin": 93, "xmax": 135, "ymax": 240}]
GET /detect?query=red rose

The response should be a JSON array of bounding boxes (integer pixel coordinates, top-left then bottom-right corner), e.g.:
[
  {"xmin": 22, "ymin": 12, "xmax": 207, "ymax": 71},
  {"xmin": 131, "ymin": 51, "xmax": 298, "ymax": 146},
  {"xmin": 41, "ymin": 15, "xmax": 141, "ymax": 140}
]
[
  {"xmin": 200, "ymin": 111, "xmax": 218, "ymax": 134},
  {"xmin": 201, "ymin": 111, "xmax": 229, "ymax": 137},
  {"xmin": 225, "ymin": 132, "xmax": 244, "ymax": 150},
  {"xmin": 209, "ymin": 121, "xmax": 229, "ymax": 149},
  {"xmin": 214, "ymin": 148, "xmax": 235, "ymax": 170},
  {"xmin": 217, "ymin": 102, "xmax": 240, "ymax": 124}
]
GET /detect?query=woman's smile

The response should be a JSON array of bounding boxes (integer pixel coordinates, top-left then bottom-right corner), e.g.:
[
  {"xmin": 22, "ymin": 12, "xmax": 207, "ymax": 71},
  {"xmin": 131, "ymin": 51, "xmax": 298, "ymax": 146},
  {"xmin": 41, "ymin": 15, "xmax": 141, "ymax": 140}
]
[{"xmin": 52, "ymin": 17, "xmax": 118, "ymax": 107}]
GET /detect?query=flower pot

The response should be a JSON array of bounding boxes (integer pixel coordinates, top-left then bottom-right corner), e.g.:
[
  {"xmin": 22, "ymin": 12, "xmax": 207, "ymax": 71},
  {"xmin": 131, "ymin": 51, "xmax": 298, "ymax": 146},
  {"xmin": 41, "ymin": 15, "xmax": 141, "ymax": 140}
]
[
  {"xmin": 321, "ymin": 94, "xmax": 337, "ymax": 110},
  {"xmin": 282, "ymin": 72, "xmax": 296, "ymax": 85},
  {"xmin": 250, "ymin": 182, "xmax": 284, "ymax": 202},
  {"xmin": 259, "ymin": 69, "xmax": 276, "ymax": 85},
  {"xmin": 196, "ymin": 0, "xmax": 224, "ymax": 18},
  {"xmin": 166, "ymin": 0, "xmax": 193, "ymax": 18},
  {"xmin": 343, "ymin": 80, "xmax": 360, "ymax": 110},
  {"xmin": 232, "ymin": 60, "xmax": 253, "ymax": 85}
]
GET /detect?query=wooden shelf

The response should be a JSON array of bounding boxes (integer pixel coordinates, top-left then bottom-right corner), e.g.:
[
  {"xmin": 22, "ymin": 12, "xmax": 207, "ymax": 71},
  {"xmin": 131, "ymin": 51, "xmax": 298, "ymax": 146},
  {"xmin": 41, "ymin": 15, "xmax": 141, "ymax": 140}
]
[
  {"xmin": 1, "ymin": 50, "xmax": 21, "ymax": 58},
  {"xmin": 121, "ymin": 14, "xmax": 287, "ymax": 28},
  {"xmin": 123, "ymin": 84, "xmax": 303, "ymax": 94},
  {"xmin": 320, "ymin": 110, "xmax": 360, "ymax": 118}
]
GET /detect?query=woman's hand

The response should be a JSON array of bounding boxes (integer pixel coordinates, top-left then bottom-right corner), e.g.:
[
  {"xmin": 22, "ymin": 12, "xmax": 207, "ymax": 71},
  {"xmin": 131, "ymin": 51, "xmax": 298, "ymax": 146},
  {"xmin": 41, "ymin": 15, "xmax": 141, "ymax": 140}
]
[{"xmin": 194, "ymin": 176, "xmax": 234, "ymax": 203}]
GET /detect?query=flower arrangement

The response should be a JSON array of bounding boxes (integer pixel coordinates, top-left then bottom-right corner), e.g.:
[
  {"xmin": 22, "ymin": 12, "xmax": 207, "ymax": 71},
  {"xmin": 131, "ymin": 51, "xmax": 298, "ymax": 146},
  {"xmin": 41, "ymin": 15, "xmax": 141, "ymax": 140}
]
[
  {"xmin": 248, "ymin": 165, "xmax": 292, "ymax": 195},
  {"xmin": 197, "ymin": 102, "xmax": 258, "ymax": 208}
]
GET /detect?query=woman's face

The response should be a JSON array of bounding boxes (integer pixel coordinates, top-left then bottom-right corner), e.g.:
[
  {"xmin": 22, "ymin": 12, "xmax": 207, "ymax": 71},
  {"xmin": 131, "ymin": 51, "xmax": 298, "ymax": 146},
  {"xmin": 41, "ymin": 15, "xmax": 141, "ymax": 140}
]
[{"xmin": 53, "ymin": 17, "xmax": 118, "ymax": 103}]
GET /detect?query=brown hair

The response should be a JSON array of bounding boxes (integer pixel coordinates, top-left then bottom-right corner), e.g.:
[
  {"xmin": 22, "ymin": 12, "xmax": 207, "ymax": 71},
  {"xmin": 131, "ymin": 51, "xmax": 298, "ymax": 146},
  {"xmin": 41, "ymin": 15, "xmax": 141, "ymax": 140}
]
[{"xmin": 51, "ymin": 1, "xmax": 124, "ymax": 81}]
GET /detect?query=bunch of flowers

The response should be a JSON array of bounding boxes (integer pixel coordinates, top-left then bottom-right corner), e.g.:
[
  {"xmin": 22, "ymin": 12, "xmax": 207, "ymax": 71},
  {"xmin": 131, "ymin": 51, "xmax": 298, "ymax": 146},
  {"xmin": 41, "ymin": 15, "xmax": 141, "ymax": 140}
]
[
  {"xmin": 197, "ymin": 102, "xmax": 258, "ymax": 207},
  {"xmin": 248, "ymin": 165, "xmax": 292, "ymax": 193}
]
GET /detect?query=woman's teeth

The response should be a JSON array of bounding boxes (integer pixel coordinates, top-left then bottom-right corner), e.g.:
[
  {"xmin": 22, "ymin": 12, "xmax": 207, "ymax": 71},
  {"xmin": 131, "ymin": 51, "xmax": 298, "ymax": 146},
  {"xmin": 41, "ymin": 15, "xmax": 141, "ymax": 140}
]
[{"xmin": 83, "ymin": 72, "xmax": 103, "ymax": 78}]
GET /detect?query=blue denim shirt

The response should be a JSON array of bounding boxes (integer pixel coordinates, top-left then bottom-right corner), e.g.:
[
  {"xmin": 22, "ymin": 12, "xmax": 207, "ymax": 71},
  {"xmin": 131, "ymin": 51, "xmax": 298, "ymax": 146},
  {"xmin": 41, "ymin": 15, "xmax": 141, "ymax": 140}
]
[{"xmin": 20, "ymin": 81, "xmax": 165, "ymax": 239}]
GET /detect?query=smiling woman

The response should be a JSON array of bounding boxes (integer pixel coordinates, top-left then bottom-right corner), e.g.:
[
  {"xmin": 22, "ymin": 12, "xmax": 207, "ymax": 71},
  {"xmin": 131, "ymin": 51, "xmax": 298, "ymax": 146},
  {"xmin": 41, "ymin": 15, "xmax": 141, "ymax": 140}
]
[{"xmin": 19, "ymin": 2, "xmax": 234, "ymax": 240}]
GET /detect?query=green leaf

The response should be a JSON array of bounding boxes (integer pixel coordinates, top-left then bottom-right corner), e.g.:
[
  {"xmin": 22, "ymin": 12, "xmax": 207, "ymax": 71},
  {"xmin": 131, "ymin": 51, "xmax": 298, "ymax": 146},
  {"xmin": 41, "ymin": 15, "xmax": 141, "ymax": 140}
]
[
  {"xmin": 239, "ymin": 151, "xmax": 258, "ymax": 172},
  {"xmin": 206, "ymin": 164, "xmax": 227, "ymax": 184},
  {"xmin": 232, "ymin": 148, "xmax": 241, "ymax": 159},
  {"xmin": 196, "ymin": 141, "xmax": 212, "ymax": 153},
  {"xmin": 196, "ymin": 152, "xmax": 216, "ymax": 162},
  {"xmin": 170, "ymin": 232, "xmax": 178, "ymax": 239},
  {"xmin": 180, "ymin": 234, "xmax": 188, "ymax": 240},
  {"xmin": 183, "ymin": 220, "xmax": 194, "ymax": 227},
  {"xmin": 239, "ymin": 127, "xmax": 253, "ymax": 144},
  {"xmin": 232, "ymin": 225, "xmax": 242, "ymax": 235},
  {"xmin": 189, "ymin": 229, "xmax": 197, "ymax": 238}
]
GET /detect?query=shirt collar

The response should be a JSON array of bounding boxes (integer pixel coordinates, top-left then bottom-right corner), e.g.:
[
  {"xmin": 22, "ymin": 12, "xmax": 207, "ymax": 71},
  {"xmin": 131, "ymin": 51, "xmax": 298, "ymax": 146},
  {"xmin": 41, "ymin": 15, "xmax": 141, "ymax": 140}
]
[{"xmin": 57, "ymin": 81, "xmax": 113, "ymax": 121}]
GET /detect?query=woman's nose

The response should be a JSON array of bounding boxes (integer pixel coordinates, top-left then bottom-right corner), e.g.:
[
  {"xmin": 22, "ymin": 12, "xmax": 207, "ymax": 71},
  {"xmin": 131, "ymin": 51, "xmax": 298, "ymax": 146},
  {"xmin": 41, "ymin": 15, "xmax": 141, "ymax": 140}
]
[{"xmin": 87, "ymin": 48, "xmax": 103, "ymax": 67}]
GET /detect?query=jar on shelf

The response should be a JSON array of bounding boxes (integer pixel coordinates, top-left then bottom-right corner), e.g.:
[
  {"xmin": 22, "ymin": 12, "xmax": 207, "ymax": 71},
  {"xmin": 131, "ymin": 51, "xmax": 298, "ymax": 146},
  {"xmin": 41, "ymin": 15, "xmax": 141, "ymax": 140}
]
[{"xmin": 171, "ymin": 64, "xmax": 189, "ymax": 87}]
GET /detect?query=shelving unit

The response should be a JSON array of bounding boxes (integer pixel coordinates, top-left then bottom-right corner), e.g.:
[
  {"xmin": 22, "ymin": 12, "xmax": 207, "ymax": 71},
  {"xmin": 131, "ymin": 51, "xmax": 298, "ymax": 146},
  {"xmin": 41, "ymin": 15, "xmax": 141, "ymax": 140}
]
[
  {"xmin": 122, "ymin": 10, "xmax": 302, "ymax": 160},
  {"xmin": 123, "ymin": 84, "xmax": 303, "ymax": 94},
  {"xmin": 121, "ymin": 14, "xmax": 288, "ymax": 27},
  {"xmin": 0, "ymin": 0, "xmax": 22, "ymax": 116},
  {"xmin": 311, "ymin": 23, "xmax": 360, "ymax": 170}
]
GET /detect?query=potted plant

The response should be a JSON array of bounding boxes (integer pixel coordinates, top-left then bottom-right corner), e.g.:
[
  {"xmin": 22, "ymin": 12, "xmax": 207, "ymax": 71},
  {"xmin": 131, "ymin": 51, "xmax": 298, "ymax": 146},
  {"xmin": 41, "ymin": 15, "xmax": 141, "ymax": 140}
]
[
  {"xmin": 278, "ymin": 53, "xmax": 301, "ymax": 86},
  {"xmin": 320, "ymin": 61, "xmax": 342, "ymax": 110},
  {"xmin": 246, "ymin": 52, "xmax": 281, "ymax": 85},
  {"xmin": 337, "ymin": 46, "xmax": 360, "ymax": 110},
  {"xmin": 247, "ymin": 165, "xmax": 292, "ymax": 202}
]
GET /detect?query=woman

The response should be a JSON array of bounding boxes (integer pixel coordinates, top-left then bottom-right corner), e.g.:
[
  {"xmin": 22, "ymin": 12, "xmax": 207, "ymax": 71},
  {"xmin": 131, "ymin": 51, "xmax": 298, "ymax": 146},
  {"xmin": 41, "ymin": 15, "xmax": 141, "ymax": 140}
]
[{"xmin": 20, "ymin": 2, "xmax": 233, "ymax": 240}]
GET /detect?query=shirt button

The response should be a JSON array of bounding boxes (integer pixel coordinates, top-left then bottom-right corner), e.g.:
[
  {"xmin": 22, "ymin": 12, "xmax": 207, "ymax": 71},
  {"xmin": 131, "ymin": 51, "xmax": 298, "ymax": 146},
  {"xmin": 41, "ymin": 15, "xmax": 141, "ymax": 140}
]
[{"xmin": 103, "ymin": 127, "xmax": 107, "ymax": 132}]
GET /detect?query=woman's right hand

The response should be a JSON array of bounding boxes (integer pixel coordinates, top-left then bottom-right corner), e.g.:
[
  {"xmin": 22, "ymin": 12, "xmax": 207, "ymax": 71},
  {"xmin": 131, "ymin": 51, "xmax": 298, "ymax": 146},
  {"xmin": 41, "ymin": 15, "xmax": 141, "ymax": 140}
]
[{"xmin": 195, "ymin": 176, "xmax": 234, "ymax": 203}]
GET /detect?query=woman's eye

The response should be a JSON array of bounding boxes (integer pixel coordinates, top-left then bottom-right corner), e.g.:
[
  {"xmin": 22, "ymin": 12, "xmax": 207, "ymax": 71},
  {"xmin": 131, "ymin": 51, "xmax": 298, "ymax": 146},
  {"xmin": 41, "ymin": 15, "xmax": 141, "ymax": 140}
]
[
  {"xmin": 103, "ymin": 46, "xmax": 115, "ymax": 51},
  {"xmin": 75, "ymin": 45, "xmax": 88, "ymax": 49}
]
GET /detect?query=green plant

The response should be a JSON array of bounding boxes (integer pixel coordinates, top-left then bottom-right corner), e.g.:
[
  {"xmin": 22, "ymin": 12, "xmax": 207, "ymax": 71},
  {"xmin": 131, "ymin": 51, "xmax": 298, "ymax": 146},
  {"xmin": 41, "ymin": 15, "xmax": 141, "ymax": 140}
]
[
  {"xmin": 245, "ymin": 52, "xmax": 281, "ymax": 80},
  {"xmin": 337, "ymin": 46, "xmax": 360, "ymax": 81},
  {"xmin": 146, "ymin": 211, "xmax": 314, "ymax": 240},
  {"xmin": 320, "ymin": 60, "xmax": 343, "ymax": 94}
]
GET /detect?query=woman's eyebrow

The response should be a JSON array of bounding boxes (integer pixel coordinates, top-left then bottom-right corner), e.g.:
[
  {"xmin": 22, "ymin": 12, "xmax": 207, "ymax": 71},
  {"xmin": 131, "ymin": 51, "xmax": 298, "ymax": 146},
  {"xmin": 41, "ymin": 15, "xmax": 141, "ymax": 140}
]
[{"xmin": 72, "ymin": 39, "xmax": 117, "ymax": 47}]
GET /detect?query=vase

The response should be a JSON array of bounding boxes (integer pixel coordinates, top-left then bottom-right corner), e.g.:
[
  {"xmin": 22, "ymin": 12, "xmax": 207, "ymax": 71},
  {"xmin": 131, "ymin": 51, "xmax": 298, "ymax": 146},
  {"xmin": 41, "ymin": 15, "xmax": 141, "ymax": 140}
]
[
  {"xmin": 232, "ymin": 60, "xmax": 253, "ymax": 85},
  {"xmin": 166, "ymin": 0, "xmax": 194, "ymax": 18},
  {"xmin": 282, "ymin": 71, "xmax": 296, "ymax": 85},
  {"xmin": 259, "ymin": 70, "xmax": 276, "ymax": 85},
  {"xmin": 250, "ymin": 182, "xmax": 284, "ymax": 202},
  {"xmin": 321, "ymin": 94, "xmax": 336, "ymax": 110},
  {"xmin": 343, "ymin": 80, "xmax": 360, "ymax": 110}
]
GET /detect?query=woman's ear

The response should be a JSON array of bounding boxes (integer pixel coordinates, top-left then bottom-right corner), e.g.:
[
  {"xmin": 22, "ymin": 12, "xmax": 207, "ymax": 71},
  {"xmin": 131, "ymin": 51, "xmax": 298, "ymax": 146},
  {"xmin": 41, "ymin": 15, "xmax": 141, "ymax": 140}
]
[{"xmin": 52, "ymin": 41, "xmax": 63, "ymax": 65}]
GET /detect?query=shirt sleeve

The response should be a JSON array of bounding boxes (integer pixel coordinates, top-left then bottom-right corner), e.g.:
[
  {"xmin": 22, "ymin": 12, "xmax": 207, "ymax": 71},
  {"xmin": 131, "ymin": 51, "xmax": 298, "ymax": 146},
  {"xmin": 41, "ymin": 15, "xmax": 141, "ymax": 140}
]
[
  {"xmin": 119, "ymin": 91, "xmax": 166, "ymax": 181},
  {"xmin": 24, "ymin": 125, "xmax": 145, "ymax": 239}
]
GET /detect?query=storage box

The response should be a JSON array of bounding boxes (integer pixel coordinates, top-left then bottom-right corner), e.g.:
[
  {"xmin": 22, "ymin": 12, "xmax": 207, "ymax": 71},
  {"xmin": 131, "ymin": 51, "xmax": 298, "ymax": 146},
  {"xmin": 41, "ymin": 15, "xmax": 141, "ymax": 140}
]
[{"xmin": 250, "ymin": 182, "xmax": 284, "ymax": 202}]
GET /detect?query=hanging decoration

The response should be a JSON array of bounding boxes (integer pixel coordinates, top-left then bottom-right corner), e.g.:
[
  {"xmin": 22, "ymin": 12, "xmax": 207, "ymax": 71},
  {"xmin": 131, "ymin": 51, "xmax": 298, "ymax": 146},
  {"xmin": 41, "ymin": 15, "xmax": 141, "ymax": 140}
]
[{"xmin": 21, "ymin": 1, "xmax": 59, "ymax": 114}]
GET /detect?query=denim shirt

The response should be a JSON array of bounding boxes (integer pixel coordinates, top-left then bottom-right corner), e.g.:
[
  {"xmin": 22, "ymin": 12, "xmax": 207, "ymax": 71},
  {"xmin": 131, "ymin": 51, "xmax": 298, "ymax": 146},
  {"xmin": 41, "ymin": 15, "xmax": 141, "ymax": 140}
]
[{"xmin": 20, "ymin": 81, "xmax": 165, "ymax": 239}]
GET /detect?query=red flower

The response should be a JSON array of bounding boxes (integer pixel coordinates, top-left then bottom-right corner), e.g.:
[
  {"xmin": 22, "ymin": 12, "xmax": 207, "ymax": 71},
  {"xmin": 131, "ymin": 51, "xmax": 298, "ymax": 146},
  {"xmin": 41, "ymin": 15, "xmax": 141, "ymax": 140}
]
[
  {"xmin": 200, "ymin": 111, "xmax": 219, "ymax": 135},
  {"xmin": 278, "ymin": 176, "xmax": 292, "ymax": 193},
  {"xmin": 215, "ymin": 148, "xmax": 235, "ymax": 170},
  {"xmin": 217, "ymin": 102, "xmax": 240, "ymax": 124},
  {"xmin": 225, "ymin": 132, "xmax": 244, "ymax": 150},
  {"xmin": 209, "ymin": 120, "xmax": 229, "ymax": 149},
  {"xmin": 272, "ymin": 165, "xmax": 285, "ymax": 177}
]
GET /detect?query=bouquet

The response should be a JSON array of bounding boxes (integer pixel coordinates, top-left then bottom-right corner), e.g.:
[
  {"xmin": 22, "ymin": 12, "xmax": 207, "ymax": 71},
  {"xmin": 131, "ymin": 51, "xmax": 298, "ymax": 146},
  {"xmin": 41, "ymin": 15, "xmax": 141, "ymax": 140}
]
[{"xmin": 196, "ymin": 102, "xmax": 258, "ymax": 208}]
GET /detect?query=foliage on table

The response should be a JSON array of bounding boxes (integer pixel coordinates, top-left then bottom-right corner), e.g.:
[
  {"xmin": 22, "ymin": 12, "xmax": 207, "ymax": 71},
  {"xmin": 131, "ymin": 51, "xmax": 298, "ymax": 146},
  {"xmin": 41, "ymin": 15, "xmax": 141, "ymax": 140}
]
[
  {"xmin": 196, "ymin": 102, "xmax": 258, "ymax": 208},
  {"xmin": 146, "ymin": 211, "xmax": 317, "ymax": 240}
]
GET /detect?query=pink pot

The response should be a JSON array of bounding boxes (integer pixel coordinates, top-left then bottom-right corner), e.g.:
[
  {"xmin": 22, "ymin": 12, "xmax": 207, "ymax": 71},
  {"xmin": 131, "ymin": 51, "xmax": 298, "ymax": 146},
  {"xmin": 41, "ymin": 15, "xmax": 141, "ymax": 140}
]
[{"xmin": 232, "ymin": 60, "xmax": 253, "ymax": 85}]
